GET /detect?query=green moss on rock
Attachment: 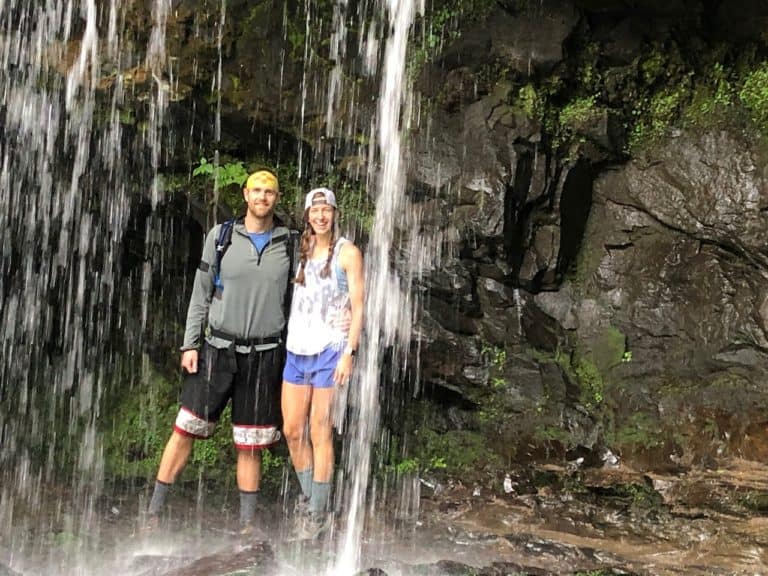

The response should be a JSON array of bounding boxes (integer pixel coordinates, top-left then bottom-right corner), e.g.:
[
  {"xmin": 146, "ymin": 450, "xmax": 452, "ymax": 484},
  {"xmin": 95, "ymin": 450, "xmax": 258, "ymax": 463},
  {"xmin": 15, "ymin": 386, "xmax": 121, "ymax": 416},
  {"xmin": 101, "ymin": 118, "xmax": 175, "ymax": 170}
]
[
  {"xmin": 409, "ymin": 428, "xmax": 502, "ymax": 477},
  {"xmin": 606, "ymin": 412, "xmax": 664, "ymax": 451}
]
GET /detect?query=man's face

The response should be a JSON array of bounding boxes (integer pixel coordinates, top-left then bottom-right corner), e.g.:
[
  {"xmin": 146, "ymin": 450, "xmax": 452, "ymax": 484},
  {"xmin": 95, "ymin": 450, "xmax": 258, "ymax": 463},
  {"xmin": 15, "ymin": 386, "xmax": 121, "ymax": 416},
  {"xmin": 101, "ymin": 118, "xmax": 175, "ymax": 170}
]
[{"xmin": 243, "ymin": 177, "xmax": 279, "ymax": 218}]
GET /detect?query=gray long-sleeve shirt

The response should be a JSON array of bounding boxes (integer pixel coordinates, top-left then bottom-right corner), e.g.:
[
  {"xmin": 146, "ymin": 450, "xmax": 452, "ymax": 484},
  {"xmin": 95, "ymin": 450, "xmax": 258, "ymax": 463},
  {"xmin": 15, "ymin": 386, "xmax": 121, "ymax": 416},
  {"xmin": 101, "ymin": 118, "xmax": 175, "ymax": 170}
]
[{"xmin": 182, "ymin": 220, "xmax": 294, "ymax": 353}]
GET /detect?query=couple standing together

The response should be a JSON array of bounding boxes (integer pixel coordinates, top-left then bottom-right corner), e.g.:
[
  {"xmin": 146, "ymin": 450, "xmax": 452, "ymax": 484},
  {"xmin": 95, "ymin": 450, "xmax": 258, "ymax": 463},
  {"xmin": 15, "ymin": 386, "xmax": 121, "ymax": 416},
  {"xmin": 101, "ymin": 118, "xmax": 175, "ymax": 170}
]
[{"xmin": 146, "ymin": 170, "xmax": 364, "ymax": 540}]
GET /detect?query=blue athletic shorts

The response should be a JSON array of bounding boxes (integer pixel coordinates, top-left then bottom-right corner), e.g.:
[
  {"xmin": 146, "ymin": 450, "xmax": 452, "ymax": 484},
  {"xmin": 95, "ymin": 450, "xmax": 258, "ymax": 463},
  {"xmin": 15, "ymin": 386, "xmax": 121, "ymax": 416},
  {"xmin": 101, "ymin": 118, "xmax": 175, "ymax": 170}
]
[{"xmin": 283, "ymin": 347, "xmax": 342, "ymax": 388}]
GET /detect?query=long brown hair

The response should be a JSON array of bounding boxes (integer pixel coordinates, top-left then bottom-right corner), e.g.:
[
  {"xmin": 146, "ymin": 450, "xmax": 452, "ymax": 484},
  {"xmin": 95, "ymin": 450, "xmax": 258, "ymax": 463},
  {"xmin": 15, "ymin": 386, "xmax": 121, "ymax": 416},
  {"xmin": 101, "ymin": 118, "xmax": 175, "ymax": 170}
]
[{"xmin": 293, "ymin": 207, "xmax": 338, "ymax": 285}]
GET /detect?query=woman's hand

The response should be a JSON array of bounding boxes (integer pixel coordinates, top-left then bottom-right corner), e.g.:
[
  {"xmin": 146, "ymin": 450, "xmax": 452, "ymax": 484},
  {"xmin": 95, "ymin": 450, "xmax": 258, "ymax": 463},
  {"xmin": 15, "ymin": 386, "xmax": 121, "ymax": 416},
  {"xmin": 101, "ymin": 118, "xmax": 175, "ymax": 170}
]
[{"xmin": 333, "ymin": 353, "xmax": 355, "ymax": 387}]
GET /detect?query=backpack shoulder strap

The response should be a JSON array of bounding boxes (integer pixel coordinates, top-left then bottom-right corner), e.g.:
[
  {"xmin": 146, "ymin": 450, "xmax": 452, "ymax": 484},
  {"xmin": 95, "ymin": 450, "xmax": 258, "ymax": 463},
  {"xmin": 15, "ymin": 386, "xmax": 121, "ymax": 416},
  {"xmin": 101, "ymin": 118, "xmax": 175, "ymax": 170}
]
[
  {"xmin": 212, "ymin": 218, "xmax": 236, "ymax": 296},
  {"xmin": 282, "ymin": 230, "xmax": 300, "ymax": 324}
]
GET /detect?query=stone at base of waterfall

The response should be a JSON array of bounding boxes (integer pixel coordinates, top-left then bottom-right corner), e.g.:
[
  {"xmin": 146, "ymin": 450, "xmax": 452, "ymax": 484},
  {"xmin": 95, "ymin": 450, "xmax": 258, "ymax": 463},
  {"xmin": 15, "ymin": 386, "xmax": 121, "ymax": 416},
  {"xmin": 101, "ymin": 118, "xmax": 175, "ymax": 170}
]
[
  {"xmin": 133, "ymin": 542, "xmax": 275, "ymax": 576},
  {"xmin": 368, "ymin": 558, "xmax": 618, "ymax": 576}
]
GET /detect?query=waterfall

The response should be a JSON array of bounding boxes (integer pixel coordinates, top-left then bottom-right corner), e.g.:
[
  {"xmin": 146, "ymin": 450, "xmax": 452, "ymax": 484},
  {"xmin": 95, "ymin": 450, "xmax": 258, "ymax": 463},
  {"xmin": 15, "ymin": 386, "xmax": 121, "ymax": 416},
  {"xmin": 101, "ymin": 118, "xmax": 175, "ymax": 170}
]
[
  {"xmin": 332, "ymin": 0, "xmax": 423, "ymax": 572},
  {"xmin": 325, "ymin": 0, "xmax": 348, "ymax": 140},
  {"xmin": 0, "ymin": 0, "xmax": 439, "ymax": 572},
  {"xmin": 0, "ymin": 0, "xmax": 169, "ymax": 570}
]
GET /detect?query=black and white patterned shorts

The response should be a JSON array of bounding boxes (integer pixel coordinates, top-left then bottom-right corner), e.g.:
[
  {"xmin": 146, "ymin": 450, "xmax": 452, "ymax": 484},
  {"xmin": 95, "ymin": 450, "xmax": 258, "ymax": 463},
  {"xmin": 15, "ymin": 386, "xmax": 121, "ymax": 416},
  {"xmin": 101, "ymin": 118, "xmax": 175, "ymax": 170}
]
[{"xmin": 174, "ymin": 342, "xmax": 283, "ymax": 450}]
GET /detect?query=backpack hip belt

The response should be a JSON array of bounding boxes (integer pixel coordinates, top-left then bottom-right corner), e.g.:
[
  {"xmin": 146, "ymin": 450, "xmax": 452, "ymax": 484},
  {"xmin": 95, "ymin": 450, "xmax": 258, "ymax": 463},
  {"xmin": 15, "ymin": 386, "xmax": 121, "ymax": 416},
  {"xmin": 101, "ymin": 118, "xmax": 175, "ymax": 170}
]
[{"xmin": 209, "ymin": 327, "xmax": 282, "ymax": 346}]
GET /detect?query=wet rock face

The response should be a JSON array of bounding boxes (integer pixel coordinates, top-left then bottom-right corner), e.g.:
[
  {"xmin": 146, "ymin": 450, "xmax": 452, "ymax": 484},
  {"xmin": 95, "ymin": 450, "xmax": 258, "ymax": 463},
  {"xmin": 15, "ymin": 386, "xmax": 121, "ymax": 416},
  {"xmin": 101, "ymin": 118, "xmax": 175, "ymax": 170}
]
[
  {"xmin": 608, "ymin": 131, "xmax": 768, "ymax": 262},
  {"xmin": 610, "ymin": 134, "xmax": 768, "ymax": 341},
  {"xmin": 486, "ymin": 1, "xmax": 580, "ymax": 76},
  {"xmin": 406, "ymin": 0, "xmax": 768, "ymax": 464},
  {"xmin": 574, "ymin": 130, "xmax": 768, "ymax": 461},
  {"xmin": 412, "ymin": 106, "xmax": 768, "ymax": 465}
]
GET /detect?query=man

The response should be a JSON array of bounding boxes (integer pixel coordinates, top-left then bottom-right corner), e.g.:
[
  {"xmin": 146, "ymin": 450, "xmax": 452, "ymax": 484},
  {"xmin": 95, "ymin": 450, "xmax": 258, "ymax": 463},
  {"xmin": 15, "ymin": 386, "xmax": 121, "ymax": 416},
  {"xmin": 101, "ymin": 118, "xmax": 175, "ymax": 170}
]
[{"xmin": 145, "ymin": 170, "xmax": 294, "ymax": 535}]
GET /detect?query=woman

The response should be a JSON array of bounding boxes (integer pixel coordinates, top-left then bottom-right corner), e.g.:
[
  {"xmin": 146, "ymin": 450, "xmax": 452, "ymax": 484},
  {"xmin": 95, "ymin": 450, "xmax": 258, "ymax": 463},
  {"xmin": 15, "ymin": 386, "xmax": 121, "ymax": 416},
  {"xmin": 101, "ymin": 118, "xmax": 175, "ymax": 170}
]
[{"xmin": 281, "ymin": 187, "xmax": 364, "ymax": 539}]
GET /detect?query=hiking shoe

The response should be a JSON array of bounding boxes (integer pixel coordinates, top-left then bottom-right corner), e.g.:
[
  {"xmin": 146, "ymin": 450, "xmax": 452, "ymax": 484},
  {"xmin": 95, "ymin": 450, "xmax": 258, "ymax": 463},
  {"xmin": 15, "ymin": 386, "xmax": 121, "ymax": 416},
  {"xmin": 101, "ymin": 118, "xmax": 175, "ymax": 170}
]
[
  {"xmin": 138, "ymin": 513, "xmax": 160, "ymax": 534},
  {"xmin": 289, "ymin": 495, "xmax": 310, "ymax": 538},
  {"xmin": 293, "ymin": 495, "xmax": 310, "ymax": 515},
  {"xmin": 239, "ymin": 520, "xmax": 268, "ymax": 541},
  {"xmin": 296, "ymin": 512, "xmax": 332, "ymax": 541}
]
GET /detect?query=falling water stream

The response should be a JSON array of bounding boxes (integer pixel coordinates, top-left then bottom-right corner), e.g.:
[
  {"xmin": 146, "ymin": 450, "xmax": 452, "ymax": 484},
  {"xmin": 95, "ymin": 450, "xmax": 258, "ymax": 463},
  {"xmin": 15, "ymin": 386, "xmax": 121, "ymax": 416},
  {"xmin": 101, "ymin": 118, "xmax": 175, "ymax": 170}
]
[
  {"xmin": 0, "ymin": 0, "xmax": 431, "ymax": 573},
  {"xmin": 332, "ymin": 0, "xmax": 421, "ymax": 572},
  {"xmin": 0, "ymin": 0, "xmax": 170, "ymax": 571}
]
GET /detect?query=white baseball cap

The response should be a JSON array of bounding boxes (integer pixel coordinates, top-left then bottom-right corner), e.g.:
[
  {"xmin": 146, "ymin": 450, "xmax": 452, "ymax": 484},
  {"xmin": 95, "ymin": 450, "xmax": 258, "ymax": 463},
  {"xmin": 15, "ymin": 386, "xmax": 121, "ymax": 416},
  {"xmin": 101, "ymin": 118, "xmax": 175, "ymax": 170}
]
[{"xmin": 304, "ymin": 187, "xmax": 338, "ymax": 210}]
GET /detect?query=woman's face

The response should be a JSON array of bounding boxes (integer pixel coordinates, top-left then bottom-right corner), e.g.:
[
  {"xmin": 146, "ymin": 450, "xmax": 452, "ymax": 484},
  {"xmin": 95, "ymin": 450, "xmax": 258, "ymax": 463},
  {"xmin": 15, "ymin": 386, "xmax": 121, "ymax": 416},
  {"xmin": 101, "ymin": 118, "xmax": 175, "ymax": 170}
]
[{"xmin": 308, "ymin": 203, "xmax": 335, "ymax": 235}]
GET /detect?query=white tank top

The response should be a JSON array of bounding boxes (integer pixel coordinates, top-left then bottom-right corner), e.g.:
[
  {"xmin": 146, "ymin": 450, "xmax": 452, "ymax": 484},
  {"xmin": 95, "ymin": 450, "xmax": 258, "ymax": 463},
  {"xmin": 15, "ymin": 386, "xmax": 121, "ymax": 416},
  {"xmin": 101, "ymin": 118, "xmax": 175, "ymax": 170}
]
[{"xmin": 286, "ymin": 238, "xmax": 350, "ymax": 355}]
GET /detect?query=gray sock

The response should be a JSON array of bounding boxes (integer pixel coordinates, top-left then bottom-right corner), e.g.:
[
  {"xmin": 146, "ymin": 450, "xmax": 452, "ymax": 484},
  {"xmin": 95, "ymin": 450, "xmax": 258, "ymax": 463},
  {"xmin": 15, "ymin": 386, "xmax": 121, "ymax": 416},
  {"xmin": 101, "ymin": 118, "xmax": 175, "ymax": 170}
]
[
  {"xmin": 296, "ymin": 468, "xmax": 313, "ymax": 499},
  {"xmin": 148, "ymin": 480, "xmax": 171, "ymax": 516},
  {"xmin": 309, "ymin": 481, "xmax": 331, "ymax": 515},
  {"xmin": 239, "ymin": 490, "xmax": 260, "ymax": 526}
]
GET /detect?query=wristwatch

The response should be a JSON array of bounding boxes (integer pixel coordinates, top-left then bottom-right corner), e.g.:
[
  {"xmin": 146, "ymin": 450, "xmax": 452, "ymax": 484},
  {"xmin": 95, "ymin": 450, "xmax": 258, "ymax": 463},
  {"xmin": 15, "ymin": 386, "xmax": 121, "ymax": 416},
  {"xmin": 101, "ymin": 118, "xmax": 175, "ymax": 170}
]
[{"xmin": 343, "ymin": 345, "xmax": 357, "ymax": 357}]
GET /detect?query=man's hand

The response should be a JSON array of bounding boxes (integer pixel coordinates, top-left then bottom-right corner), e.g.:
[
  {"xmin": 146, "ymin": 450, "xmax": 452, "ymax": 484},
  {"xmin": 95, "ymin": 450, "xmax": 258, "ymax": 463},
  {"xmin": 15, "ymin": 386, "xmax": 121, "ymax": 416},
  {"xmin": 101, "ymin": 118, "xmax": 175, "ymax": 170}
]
[
  {"xmin": 181, "ymin": 349, "xmax": 199, "ymax": 374},
  {"xmin": 332, "ymin": 307, "xmax": 352, "ymax": 333}
]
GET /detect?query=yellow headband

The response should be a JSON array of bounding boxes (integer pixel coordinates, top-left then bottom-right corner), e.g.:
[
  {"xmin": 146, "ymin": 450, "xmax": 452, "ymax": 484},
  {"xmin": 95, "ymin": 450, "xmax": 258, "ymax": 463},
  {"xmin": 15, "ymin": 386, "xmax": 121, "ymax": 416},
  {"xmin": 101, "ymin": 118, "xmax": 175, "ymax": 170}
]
[{"xmin": 245, "ymin": 170, "xmax": 279, "ymax": 191}]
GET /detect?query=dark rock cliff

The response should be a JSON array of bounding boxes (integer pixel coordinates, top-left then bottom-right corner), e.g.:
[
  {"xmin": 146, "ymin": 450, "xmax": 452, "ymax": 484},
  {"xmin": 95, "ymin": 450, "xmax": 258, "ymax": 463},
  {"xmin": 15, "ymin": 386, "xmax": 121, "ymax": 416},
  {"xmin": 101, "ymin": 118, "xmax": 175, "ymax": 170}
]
[
  {"xmin": 402, "ymin": 0, "xmax": 768, "ymax": 471},
  {"xmin": 105, "ymin": 0, "xmax": 768, "ymax": 477}
]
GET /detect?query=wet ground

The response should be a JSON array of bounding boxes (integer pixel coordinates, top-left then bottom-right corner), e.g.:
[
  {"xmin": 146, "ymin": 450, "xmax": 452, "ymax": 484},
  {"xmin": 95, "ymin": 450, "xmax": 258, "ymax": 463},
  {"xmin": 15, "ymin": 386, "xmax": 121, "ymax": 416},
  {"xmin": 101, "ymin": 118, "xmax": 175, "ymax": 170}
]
[
  {"xmin": 416, "ymin": 457, "xmax": 768, "ymax": 575},
  {"xmin": 2, "ymin": 457, "xmax": 768, "ymax": 575}
]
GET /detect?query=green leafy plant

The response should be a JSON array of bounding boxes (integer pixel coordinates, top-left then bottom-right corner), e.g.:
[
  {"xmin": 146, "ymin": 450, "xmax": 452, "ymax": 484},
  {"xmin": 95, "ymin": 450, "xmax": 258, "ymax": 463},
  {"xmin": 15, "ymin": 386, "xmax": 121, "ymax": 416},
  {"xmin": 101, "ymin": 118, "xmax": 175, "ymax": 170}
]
[
  {"xmin": 411, "ymin": 428, "xmax": 501, "ymax": 475},
  {"xmin": 408, "ymin": 0, "xmax": 494, "ymax": 75},
  {"xmin": 101, "ymin": 362, "xmax": 286, "ymax": 487},
  {"xmin": 429, "ymin": 456, "xmax": 448, "ymax": 470},
  {"xmin": 481, "ymin": 343, "xmax": 507, "ymax": 389},
  {"xmin": 613, "ymin": 482, "xmax": 663, "ymax": 508},
  {"xmin": 385, "ymin": 427, "xmax": 501, "ymax": 478},
  {"xmin": 640, "ymin": 47, "xmax": 668, "ymax": 85},
  {"xmin": 559, "ymin": 95, "xmax": 598, "ymax": 130},
  {"xmin": 193, "ymin": 157, "xmax": 250, "ymax": 189},
  {"xmin": 394, "ymin": 458, "xmax": 419, "ymax": 475},
  {"xmin": 606, "ymin": 412, "xmax": 664, "ymax": 450},
  {"xmin": 577, "ymin": 42, "xmax": 602, "ymax": 93},
  {"xmin": 102, "ymin": 366, "xmax": 179, "ymax": 480},
  {"xmin": 481, "ymin": 343, "xmax": 506, "ymax": 367},
  {"xmin": 739, "ymin": 61, "xmax": 768, "ymax": 131},
  {"xmin": 629, "ymin": 75, "xmax": 692, "ymax": 150},
  {"xmin": 517, "ymin": 83, "xmax": 542, "ymax": 119},
  {"xmin": 741, "ymin": 491, "xmax": 768, "ymax": 512},
  {"xmin": 574, "ymin": 357, "xmax": 604, "ymax": 409}
]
